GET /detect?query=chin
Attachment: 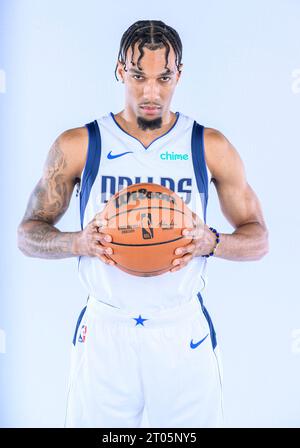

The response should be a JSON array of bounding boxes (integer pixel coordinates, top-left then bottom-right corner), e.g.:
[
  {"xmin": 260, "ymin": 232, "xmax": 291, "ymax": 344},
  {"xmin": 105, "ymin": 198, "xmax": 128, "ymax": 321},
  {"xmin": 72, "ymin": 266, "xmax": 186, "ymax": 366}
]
[{"xmin": 136, "ymin": 114, "xmax": 163, "ymax": 131}]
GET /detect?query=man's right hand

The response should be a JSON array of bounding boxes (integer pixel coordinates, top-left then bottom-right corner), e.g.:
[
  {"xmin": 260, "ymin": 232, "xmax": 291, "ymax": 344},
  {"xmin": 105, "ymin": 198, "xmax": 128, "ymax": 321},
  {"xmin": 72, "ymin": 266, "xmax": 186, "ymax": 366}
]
[{"xmin": 73, "ymin": 209, "xmax": 115, "ymax": 266}]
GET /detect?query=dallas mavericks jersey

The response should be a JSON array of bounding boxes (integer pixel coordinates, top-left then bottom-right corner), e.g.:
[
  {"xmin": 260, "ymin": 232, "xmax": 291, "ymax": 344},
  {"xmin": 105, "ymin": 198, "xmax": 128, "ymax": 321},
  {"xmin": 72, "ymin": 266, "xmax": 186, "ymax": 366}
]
[{"xmin": 77, "ymin": 111, "xmax": 212, "ymax": 312}]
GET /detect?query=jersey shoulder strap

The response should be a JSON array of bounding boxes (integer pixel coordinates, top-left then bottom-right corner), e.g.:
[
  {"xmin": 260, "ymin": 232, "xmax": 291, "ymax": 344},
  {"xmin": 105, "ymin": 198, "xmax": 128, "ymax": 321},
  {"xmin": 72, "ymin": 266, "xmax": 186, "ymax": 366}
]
[
  {"xmin": 191, "ymin": 121, "xmax": 209, "ymax": 222},
  {"xmin": 79, "ymin": 120, "xmax": 102, "ymax": 230}
]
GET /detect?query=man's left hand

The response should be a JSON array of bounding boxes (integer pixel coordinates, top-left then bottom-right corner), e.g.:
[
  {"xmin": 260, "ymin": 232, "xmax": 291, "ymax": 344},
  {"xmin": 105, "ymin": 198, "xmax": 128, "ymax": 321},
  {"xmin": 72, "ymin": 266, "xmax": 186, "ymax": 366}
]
[{"xmin": 170, "ymin": 213, "xmax": 217, "ymax": 273}]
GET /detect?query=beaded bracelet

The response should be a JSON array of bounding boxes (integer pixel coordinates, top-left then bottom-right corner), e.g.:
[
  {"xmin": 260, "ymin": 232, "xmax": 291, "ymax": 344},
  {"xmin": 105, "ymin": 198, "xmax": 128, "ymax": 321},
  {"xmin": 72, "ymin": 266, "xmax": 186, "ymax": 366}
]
[{"xmin": 202, "ymin": 227, "xmax": 220, "ymax": 258}]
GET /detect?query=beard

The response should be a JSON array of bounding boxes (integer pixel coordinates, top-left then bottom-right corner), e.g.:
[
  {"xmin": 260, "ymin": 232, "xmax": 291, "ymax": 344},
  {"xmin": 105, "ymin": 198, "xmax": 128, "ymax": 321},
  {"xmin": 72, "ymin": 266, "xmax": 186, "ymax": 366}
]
[{"xmin": 137, "ymin": 115, "xmax": 163, "ymax": 131}]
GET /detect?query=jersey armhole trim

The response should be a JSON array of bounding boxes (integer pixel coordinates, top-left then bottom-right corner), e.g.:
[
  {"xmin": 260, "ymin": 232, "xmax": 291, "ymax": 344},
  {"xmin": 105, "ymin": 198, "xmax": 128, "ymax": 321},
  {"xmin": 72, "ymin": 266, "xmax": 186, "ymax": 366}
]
[
  {"xmin": 79, "ymin": 121, "xmax": 99, "ymax": 195},
  {"xmin": 191, "ymin": 121, "xmax": 209, "ymax": 222},
  {"xmin": 202, "ymin": 126, "xmax": 212, "ymax": 184},
  {"xmin": 79, "ymin": 120, "xmax": 101, "ymax": 229}
]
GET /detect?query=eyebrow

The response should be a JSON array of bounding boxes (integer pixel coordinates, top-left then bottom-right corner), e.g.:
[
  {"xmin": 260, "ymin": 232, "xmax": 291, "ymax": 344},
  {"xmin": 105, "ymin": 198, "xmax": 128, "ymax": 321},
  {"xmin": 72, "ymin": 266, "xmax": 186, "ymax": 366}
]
[{"xmin": 128, "ymin": 68, "xmax": 175, "ymax": 76}]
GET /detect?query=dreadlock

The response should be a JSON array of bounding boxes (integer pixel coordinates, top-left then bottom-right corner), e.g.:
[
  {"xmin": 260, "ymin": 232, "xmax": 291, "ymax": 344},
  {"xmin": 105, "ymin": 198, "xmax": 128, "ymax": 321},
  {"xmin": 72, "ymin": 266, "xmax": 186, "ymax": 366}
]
[{"xmin": 114, "ymin": 20, "xmax": 183, "ymax": 81}]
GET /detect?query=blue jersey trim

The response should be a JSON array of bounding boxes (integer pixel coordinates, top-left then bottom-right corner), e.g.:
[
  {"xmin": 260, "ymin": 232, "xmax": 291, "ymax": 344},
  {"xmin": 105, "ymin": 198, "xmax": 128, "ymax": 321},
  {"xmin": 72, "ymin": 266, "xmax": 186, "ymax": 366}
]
[
  {"xmin": 72, "ymin": 305, "xmax": 87, "ymax": 346},
  {"xmin": 78, "ymin": 120, "xmax": 101, "ymax": 270},
  {"xmin": 80, "ymin": 120, "xmax": 101, "ymax": 229},
  {"xmin": 197, "ymin": 291, "xmax": 217, "ymax": 350},
  {"xmin": 110, "ymin": 111, "xmax": 180, "ymax": 150},
  {"xmin": 191, "ymin": 122, "xmax": 208, "ymax": 223}
]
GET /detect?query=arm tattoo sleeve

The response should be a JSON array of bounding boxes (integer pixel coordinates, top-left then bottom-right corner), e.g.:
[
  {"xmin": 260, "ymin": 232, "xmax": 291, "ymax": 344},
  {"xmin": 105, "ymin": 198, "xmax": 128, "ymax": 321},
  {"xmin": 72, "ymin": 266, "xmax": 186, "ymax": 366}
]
[
  {"xmin": 17, "ymin": 138, "xmax": 80, "ymax": 259},
  {"xmin": 23, "ymin": 139, "xmax": 70, "ymax": 223}
]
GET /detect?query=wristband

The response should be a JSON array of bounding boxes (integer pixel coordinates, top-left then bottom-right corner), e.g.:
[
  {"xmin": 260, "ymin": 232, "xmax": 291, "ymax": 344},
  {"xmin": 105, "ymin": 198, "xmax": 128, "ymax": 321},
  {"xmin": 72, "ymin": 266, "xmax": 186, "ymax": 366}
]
[{"xmin": 202, "ymin": 227, "xmax": 220, "ymax": 258}]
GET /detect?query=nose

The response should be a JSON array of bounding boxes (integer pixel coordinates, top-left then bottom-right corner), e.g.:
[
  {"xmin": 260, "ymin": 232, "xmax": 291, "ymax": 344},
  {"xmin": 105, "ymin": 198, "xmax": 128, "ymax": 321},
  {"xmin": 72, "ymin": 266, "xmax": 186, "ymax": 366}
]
[{"xmin": 143, "ymin": 79, "xmax": 160, "ymax": 99}]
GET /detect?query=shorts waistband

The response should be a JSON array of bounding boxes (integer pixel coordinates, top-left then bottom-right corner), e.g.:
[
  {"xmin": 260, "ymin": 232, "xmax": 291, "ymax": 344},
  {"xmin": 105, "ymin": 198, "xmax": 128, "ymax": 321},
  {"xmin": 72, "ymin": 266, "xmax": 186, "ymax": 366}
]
[{"xmin": 86, "ymin": 292, "xmax": 203, "ymax": 328}]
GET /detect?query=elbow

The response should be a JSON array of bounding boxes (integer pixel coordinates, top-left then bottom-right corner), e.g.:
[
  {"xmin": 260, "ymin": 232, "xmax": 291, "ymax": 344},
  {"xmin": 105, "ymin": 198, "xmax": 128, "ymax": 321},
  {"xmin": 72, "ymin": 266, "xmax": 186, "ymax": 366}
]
[
  {"xmin": 17, "ymin": 222, "xmax": 29, "ymax": 256},
  {"xmin": 259, "ymin": 227, "xmax": 269, "ymax": 260},
  {"xmin": 17, "ymin": 223, "xmax": 25, "ymax": 253}
]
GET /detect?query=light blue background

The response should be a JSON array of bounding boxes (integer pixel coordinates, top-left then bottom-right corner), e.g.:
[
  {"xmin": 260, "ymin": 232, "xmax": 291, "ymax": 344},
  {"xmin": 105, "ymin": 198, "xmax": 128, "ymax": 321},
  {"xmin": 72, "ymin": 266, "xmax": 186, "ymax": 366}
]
[{"xmin": 1, "ymin": 0, "xmax": 300, "ymax": 427}]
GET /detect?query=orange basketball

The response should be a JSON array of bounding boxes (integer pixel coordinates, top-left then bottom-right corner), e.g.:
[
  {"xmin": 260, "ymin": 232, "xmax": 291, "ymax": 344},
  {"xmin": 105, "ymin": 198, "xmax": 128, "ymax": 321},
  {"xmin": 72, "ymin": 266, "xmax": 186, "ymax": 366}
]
[{"xmin": 101, "ymin": 183, "xmax": 194, "ymax": 276}]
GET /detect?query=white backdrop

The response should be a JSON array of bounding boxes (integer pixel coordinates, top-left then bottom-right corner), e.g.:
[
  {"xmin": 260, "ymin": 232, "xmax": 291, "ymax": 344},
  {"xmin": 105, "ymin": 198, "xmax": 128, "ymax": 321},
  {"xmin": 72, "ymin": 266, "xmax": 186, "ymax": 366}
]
[{"xmin": 1, "ymin": 0, "xmax": 300, "ymax": 427}]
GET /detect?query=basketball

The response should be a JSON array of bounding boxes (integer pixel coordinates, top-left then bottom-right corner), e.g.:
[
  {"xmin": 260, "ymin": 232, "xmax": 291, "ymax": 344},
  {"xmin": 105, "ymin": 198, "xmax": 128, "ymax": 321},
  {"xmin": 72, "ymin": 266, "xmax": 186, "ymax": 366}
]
[{"xmin": 100, "ymin": 183, "xmax": 195, "ymax": 276}]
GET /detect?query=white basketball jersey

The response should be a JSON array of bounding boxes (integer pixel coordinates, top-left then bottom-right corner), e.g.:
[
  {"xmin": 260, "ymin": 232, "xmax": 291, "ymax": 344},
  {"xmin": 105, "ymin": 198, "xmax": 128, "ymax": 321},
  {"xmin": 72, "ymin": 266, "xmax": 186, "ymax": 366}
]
[{"xmin": 76, "ymin": 111, "xmax": 212, "ymax": 312}]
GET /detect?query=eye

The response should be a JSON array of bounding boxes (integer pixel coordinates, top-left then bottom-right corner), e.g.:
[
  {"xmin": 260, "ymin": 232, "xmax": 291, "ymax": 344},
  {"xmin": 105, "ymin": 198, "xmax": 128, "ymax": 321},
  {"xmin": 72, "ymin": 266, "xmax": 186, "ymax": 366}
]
[
  {"xmin": 161, "ymin": 76, "xmax": 171, "ymax": 82},
  {"xmin": 133, "ymin": 75, "xmax": 144, "ymax": 81}
]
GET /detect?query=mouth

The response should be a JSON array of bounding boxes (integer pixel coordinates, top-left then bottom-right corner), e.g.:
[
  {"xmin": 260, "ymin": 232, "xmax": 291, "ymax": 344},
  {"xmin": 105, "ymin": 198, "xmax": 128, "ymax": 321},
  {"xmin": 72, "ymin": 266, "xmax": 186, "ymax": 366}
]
[{"xmin": 140, "ymin": 106, "xmax": 161, "ymax": 115}]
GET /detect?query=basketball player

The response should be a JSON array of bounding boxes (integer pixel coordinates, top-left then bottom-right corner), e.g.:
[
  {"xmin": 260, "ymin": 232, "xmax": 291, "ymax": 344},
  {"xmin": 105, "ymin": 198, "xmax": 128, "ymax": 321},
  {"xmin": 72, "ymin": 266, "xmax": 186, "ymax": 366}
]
[{"xmin": 17, "ymin": 20, "xmax": 269, "ymax": 428}]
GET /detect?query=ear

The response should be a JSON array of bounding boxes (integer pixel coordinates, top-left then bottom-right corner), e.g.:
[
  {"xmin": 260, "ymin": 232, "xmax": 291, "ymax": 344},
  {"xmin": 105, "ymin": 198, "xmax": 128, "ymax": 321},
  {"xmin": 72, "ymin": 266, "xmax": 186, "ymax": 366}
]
[
  {"xmin": 176, "ymin": 64, "xmax": 183, "ymax": 82},
  {"xmin": 116, "ymin": 61, "xmax": 125, "ymax": 82}
]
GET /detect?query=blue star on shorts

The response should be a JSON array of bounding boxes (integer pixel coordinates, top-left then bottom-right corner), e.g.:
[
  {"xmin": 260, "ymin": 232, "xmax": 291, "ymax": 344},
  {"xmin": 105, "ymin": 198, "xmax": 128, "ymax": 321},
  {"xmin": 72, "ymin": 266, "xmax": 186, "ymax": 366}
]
[{"xmin": 133, "ymin": 315, "xmax": 149, "ymax": 326}]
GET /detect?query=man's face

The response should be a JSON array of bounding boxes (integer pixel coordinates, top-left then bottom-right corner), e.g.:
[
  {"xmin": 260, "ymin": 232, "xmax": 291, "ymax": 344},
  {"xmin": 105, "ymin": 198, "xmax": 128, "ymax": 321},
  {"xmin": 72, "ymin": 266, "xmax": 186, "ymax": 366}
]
[{"xmin": 117, "ymin": 42, "xmax": 182, "ymax": 130}]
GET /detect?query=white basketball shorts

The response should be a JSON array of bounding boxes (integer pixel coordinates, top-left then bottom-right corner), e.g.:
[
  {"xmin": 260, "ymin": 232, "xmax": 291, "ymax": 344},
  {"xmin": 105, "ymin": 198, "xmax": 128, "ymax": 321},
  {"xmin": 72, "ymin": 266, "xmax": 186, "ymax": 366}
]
[{"xmin": 64, "ymin": 291, "xmax": 224, "ymax": 428}]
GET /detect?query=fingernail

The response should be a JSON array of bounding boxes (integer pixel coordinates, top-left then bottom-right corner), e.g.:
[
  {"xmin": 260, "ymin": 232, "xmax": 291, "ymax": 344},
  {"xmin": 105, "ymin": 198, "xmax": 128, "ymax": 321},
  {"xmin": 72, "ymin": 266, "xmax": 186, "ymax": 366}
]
[
  {"xmin": 105, "ymin": 235, "xmax": 111, "ymax": 242},
  {"xmin": 173, "ymin": 259, "xmax": 180, "ymax": 266},
  {"xmin": 105, "ymin": 248, "xmax": 112, "ymax": 254},
  {"xmin": 109, "ymin": 260, "xmax": 115, "ymax": 265},
  {"xmin": 176, "ymin": 248, "xmax": 182, "ymax": 255}
]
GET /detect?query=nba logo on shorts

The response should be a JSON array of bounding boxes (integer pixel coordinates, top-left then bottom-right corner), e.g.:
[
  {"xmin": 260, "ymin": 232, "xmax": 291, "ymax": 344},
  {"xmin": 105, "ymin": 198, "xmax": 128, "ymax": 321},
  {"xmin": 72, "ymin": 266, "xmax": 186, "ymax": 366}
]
[{"xmin": 78, "ymin": 325, "xmax": 87, "ymax": 343}]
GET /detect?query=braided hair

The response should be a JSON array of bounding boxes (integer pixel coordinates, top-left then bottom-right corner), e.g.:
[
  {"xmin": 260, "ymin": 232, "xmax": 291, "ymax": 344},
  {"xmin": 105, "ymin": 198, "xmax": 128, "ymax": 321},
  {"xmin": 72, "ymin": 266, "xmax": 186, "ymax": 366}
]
[{"xmin": 114, "ymin": 20, "xmax": 183, "ymax": 81}]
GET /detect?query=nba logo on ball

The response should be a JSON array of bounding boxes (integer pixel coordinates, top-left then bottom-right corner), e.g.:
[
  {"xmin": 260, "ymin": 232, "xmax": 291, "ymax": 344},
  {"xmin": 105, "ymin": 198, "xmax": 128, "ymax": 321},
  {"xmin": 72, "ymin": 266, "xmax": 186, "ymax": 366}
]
[{"xmin": 78, "ymin": 325, "xmax": 87, "ymax": 343}]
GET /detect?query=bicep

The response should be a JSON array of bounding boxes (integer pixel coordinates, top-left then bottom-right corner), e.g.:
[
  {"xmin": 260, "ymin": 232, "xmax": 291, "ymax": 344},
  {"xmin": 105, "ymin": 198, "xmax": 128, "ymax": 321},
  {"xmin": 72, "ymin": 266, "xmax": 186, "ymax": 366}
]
[
  {"xmin": 206, "ymin": 128, "xmax": 266, "ymax": 229},
  {"xmin": 21, "ymin": 132, "xmax": 80, "ymax": 226}
]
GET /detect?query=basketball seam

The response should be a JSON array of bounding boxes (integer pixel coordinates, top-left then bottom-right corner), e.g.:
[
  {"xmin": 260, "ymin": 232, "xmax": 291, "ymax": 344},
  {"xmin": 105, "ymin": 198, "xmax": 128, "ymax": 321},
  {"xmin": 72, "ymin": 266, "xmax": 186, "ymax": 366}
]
[
  {"xmin": 107, "ymin": 206, "xmax": 186, "ymax": 220},
  {"xmin": 108, "ymin": 236, "xmax": 186, "ymax": 247},
  {"xmin": 116, "ymin": 263, "xmax": 170, "ymax": 274}
]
